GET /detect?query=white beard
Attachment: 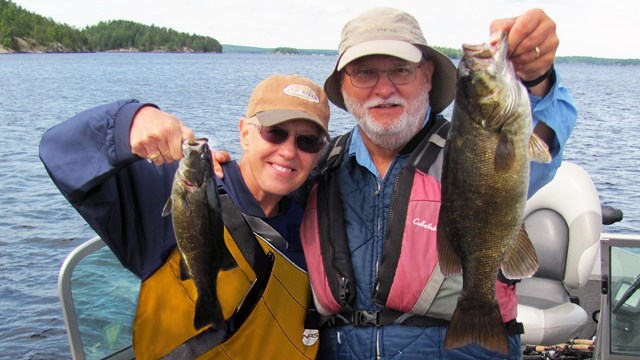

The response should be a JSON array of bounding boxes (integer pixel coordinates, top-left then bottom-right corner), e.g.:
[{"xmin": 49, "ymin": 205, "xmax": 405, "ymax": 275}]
[{"xmin": 343, "ymin": 86, "xmax": 430, "ymax": 150}]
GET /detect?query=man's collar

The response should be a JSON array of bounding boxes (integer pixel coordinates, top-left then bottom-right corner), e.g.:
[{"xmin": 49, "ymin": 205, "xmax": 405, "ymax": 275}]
[{"xmin": 348, "ymin": 106, "xmax": 433, "ymax": 177}]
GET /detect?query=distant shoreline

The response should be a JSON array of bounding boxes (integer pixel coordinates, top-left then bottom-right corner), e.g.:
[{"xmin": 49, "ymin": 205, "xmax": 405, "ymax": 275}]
[
  {"xmin": 2, "ymin": 43, "xmax": 639, "ymax": 66},
  {"xmin": 0, "ymin": 44, "xmax": 219, "ymax": 55},
  {"xmin": 2, "ymin": 49, "xmax": 638, "ymax": 66}
]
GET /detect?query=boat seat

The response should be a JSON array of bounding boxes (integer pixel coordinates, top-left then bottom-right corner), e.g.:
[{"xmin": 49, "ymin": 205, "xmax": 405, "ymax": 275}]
[{"xmin": 517, "ymin": 161, "xmax": 602, "ymax": 345}]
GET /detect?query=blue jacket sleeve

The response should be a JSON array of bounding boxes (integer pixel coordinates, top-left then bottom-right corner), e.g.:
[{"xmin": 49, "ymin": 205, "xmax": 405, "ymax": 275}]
[
  {"xmin": 39, "ymin": 99, "xmax": 178, "ymax": 280},
  {"xmin": 527, "ymin": 69, "xmax": 577, "ymax": 198}
]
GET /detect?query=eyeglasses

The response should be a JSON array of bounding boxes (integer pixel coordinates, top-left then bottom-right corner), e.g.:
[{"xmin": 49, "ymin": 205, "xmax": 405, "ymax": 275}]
[
  {"xmin": 248, "ymin": 123, "xmax": 326, "ymax": 154},
  {"xmin": 344, "ymin": 63, "xmax": 424, "ymax": 88}
]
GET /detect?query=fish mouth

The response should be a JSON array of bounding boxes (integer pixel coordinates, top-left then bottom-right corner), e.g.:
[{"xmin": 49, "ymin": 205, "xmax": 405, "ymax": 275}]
[{"xmin": 182, "ymin": 137, "xmax": 210, "ymax": 155}]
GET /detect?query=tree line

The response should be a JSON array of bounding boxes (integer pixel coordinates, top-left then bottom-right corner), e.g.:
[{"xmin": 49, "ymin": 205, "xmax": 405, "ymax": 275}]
[
  {"xmin": 0, "ymin": 0, "xmax": 89, "ymax": 51},
  {"xmin": 83, "ymin": 20, "xmax": 221, "ymax": 52},
  {"xmin": 0, "ymin": 0, "xmax": 221, "ymax": 53}
]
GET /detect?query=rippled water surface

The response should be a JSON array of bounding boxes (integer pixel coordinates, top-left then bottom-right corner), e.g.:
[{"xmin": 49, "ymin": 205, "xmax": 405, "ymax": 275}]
[{"xmin": 0, "ymin": 53, "xmax": 638, "ymax": 358}]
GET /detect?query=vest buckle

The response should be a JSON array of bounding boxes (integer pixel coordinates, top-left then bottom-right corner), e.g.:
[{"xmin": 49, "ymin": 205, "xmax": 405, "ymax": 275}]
[{"xmin": 352, "ymin": 310, "xmax": 379, "ymax": 326}]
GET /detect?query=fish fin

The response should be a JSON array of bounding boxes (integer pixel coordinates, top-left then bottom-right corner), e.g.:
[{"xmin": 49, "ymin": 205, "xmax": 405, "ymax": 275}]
[
  {"xmin": 193, "ymin": 285, "xmax": 225, "ymax": 331},
  {"xmin": 179, "ymin": 256, "xmax": 191, "ymax": 281},
  {"xmin": 161, "ymin": 197, "xmax": 173, "ymax": 217},
  {"xmin": 494, "ymin": 131, "xmax": 515, "ymax": 173},
  {"xmin": 436, "ymin": 217, "xmax": 462, "ymax": 276},
  {"xmin": 501, "ymin": 223, "xmax": 539, "ymax": 279},
  {"xmin": 180, "ymin": 192, "xmax": 191, "ymax": 215},
  {"xmin": 529, "ymin": 133, "xmax": 552, "ymax": 163},
  {"xmin": 444, "ymin": 296, "xmax": 510, "ymax": 355}
]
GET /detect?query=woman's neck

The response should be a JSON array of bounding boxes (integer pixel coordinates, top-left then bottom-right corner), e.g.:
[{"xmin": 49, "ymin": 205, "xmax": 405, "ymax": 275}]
[{"xmin": 238, "ymin": 159, "xmax": 282, "ymax": 217}]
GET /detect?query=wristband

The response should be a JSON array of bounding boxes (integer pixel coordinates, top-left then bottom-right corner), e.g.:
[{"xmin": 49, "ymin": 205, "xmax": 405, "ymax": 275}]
[{"xmin": 521, "ymin": 65, "xmax": 554, "ymax": 88}]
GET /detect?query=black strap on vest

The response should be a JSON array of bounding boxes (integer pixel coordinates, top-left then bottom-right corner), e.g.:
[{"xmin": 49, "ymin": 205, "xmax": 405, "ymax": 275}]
[
  {"xmin": 242, "ymin": 213, "xmax": 288, "ymax": 251},
  {"xmin": 373, "ymin": 116, "xmax": 450, "ymax": 305},
  {"xmin": 328, "ymin": 309, "xmax": 450, "ymax": 328},
  {"xmin": 320, "ymin": 132, "xmax": 350, "ymax": 175},
  {"xmin": 327, "ymin": 310, "xmax": 524, "ymax": 336},
  {"xmin": 316, "ymin": 133, "xmax": 357, "ymax": 312},
  {"xmin": 163, "ymin": 194, "xmax": 275, "ymax": 359}
]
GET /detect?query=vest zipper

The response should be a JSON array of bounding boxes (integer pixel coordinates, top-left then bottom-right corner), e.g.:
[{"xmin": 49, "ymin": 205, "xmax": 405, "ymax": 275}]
[
  {"xmin": 376, "ymin": 328, "xmax": 381, "ymax": 360},
  {"xmin": 374, "ymin": 168, "xmax": 403, "ymax": 295},
  {"xmin": 339, "ymin": 276, "xmax": 349, "ymax": 303}
]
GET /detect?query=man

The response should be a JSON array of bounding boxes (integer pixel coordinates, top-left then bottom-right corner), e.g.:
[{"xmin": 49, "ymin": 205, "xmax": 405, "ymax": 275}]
[{"xmin": 300, "ymin": 7, "xmax": 576, "ymax": 359}]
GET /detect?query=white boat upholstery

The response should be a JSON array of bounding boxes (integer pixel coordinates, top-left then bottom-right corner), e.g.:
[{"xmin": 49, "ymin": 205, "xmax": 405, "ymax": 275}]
[{"xmin": 517, "ymin": 161, "xmax": 602, "ymax": 345}]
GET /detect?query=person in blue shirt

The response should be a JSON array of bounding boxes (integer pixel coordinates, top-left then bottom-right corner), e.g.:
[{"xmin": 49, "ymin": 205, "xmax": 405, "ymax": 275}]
[
  {"xmin": 297, "ymin": 7, "xmax": 577, "ymax": 360},
  {"xmin": 40, "ymin": 74, "xmax": 330, "ymax": 359}
]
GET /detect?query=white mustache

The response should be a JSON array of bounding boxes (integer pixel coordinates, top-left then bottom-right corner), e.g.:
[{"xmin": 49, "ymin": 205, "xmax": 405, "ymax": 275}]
[{"xmin": 364, "ymin": 95, "xmax": 407, "ymax": 109}]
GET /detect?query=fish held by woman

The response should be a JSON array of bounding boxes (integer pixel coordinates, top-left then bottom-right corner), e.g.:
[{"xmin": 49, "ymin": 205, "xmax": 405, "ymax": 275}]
[
  {"xmin": 436, "ymin": 33, "xmax": 551, "ymax": 354},
  {"xmin": 162, "ymin": 138, "xmax": 237, "ymax": 331}
]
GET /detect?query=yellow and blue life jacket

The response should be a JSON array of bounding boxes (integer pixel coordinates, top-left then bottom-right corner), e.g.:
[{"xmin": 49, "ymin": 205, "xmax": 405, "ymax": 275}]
[{"xmin": 133, "ymin": 195, "xmax": 319, "ymax": 359}]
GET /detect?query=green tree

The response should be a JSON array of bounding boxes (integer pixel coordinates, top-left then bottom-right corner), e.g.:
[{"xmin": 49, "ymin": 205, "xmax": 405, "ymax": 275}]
[{"xmin": 0, "ymin": 0, "xmax": 218, "ymax": 53}]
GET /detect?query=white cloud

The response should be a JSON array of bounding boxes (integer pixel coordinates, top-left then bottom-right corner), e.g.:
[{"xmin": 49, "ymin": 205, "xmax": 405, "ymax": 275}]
[{"xmin": 13, "ymin": 0, "xmax": 640, "ymax": 58}]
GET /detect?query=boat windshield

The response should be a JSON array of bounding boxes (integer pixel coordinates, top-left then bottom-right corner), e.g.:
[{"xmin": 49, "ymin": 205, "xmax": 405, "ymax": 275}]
[
  {"xmin": 59, "ymin": 237, "xmax": 138, "ymax": 360},
  {"xmin": 601, "ymin": 234, "xmax": 640, "ymax": 359}
]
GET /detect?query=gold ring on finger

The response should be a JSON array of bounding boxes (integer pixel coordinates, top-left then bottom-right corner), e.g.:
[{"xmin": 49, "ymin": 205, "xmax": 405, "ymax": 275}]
[
  {"xmin": 534, "ymin": 46, "xmax": 540, "ymax": 59},
  {"xmin": 146, "ymin": 153, "xmax": 160, "ymax": 163}
]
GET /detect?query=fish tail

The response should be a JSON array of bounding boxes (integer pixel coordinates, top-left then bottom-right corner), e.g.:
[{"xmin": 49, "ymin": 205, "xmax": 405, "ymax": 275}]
[
  {"xmin": 193, "ymin": 288, "xmax": 225, "ymax": 331},
  {"xmin": 444, "ymin": 296, "xmax": 509, "ymax": 355}
]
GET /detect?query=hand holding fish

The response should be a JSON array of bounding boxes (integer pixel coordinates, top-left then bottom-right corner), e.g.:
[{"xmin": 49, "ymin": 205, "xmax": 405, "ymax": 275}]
[
  {"xmin": 490, "ymin": 8, "xmax": 558, "ymax": 96},
  {"xmin": 211, "ymin": 149, "xmax": 232, "ymax": 179},
  {"xmin": 130, "ymin": 106, "xmax": 195, "ymax": 165}
]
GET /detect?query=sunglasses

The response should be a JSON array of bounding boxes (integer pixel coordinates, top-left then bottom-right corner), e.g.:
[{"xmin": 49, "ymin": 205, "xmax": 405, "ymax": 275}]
[{"xmin": 249, "ymin": 123, "xmax": 326, "ymax": 154}]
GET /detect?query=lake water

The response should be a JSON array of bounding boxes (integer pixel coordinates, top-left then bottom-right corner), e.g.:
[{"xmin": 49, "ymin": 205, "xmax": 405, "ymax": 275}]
[{"xmin": 1, "ymin": 53, "xmax": 639, "ymax": 358}]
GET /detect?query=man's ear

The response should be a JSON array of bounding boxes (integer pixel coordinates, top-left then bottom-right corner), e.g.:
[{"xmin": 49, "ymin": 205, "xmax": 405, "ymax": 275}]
[{"xmin": 422, "ymin": 59, "xmax": 435, "ymax": 84}]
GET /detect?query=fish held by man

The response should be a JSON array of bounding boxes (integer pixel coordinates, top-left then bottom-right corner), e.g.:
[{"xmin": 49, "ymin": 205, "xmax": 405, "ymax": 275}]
[
  {"xmin": 162, "ymin": 138, "xmax": 237, "ymax": 331},
  {"xmin": 436, "ymin": 33, "xmax": 551, "ymax": 354}
]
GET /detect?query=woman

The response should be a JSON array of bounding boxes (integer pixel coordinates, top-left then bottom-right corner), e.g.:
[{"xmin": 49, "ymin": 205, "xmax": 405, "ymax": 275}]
[{"xmin": 39, "ymin": 74, "xmax": 329, "ymax": 359}]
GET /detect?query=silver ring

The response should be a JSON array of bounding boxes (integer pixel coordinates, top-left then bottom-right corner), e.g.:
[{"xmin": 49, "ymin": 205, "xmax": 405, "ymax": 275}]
[{"xmin": 534, "ymin": 46, "xmax": 540, "ymax": 59}]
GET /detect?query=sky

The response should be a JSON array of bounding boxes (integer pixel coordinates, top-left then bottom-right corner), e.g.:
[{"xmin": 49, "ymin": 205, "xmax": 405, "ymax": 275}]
[{"xmin": 12, "ymin": 0, "xmax": 640, "ymax": 59}]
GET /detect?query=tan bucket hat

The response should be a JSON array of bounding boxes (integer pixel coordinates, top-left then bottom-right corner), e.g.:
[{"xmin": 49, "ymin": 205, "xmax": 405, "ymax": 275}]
[
  {"xmin": 324, "ymin": 7, "xmax": 457, "ymax": 115},
  {"xmin": 247, "ymin": 74, "xmax": 330, "ymax": 139}
]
